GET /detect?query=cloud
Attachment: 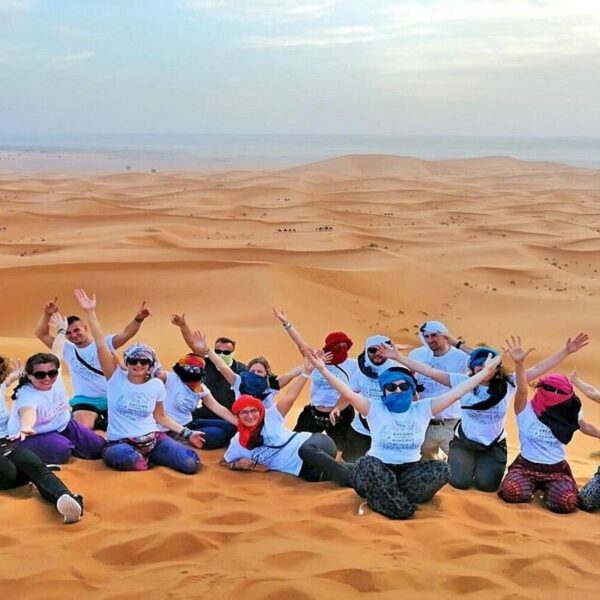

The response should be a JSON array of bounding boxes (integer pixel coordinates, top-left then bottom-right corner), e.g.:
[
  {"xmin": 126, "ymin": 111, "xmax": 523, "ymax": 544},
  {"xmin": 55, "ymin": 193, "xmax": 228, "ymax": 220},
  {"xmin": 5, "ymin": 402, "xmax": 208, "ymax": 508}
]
[
  {"xmin": 181, "ymin": 0, "xmax": 335, "ymax": 21},
  {"xmin": 244, "ymin": 25, "xmax": 382, "ymax": 48}
]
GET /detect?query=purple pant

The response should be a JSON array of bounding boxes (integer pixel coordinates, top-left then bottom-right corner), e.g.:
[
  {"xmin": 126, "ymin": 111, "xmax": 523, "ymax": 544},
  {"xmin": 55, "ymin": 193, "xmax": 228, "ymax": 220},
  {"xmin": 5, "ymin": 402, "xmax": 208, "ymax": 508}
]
[
  {"xmin": 18, "ymin": 419, "xmax": 106, "ymax": 464},
  {"xmin": 103, "ymin": 432, "xmax": 200, "ymax": 475}
]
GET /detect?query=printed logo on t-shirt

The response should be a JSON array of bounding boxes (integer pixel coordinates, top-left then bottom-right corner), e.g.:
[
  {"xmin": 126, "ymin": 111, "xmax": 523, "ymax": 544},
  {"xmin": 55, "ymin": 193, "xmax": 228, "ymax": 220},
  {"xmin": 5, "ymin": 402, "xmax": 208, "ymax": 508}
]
[
  {"xmin": 527, "ymin": 419, "xmax": 558, "ymax": 445},
  {"xmin": 378, "ymin": 420, "xmax": 420, "ymax": 452},
  {"xmin": 116, "ymin": 391, "xmax": 153, "ymax": 418}
]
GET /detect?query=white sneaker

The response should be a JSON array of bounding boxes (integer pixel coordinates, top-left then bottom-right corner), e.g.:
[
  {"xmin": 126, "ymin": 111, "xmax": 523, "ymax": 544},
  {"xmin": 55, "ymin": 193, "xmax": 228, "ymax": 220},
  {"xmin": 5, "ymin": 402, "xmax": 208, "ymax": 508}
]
[{"xmin": 57, "ymin": 494, "xmax": 84, "ymax": 524}]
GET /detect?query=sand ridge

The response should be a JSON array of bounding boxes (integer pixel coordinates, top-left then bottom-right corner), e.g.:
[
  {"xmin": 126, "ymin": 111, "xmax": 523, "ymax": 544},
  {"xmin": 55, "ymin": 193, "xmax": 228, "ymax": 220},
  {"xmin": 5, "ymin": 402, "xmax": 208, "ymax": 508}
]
[{"xmin": 1, "ymin": 154, "xmax": 599, "ymax": 598}]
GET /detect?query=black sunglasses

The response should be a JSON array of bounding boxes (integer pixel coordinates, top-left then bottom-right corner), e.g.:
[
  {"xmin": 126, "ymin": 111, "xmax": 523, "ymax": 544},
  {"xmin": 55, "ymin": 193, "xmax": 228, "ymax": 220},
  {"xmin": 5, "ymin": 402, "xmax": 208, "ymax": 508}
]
[
  {"xmin": 539, "ymin": 383, "xmax": 569, "ymax": 396},
  {"xmin": 215, "ymin": 349, "xmax": 233, "ymax": 356},
  {"xmin": 384, "ymin": 381, "xmax": 411, "ymax": 393},
  {"xmin": 126, "ymin": 358, "xmax": 152, "ymax": 367},
  {"xmin": 32, "ymin": 369, "xmax": 59, "ymax": 380}
]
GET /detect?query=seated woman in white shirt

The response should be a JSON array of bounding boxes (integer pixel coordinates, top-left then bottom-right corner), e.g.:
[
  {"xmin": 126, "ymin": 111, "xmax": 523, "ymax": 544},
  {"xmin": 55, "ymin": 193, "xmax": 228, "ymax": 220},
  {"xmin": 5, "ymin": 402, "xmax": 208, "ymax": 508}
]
[
  {"xmin": 222, "ymin": 354, "xmax": 353, "ymax": 486},
  {"xmin": 380, "ymin": 333, "xmax": 589, "ymax": 493},
  {"xmin": 73, "ymin": 289, "xmax": 202, "ymax": 474},
  {"xmin": 306, "ymin": 350, "xmax": 502, "ymax": 520},
  {"xmin": 1, "ymin": 355, "xmax": 84, "ymax": 524},
  {"xmin": 499, "ymin": 338, "xmax": 600, "ymax": 513}
]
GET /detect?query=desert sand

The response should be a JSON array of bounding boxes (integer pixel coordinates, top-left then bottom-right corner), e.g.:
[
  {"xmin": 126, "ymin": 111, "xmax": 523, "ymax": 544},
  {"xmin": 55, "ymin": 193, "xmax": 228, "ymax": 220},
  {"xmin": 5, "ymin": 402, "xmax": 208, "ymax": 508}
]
[{"xmin": 0, "ymin": 154, "xmax": 599, "ymax": 598}]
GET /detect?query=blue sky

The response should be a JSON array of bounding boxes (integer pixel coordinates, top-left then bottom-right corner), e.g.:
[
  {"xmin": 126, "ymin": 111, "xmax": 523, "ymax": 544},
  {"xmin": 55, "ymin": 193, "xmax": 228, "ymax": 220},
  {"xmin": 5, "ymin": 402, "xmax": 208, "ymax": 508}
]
[{"xmin": 1, "ymin": 0, "xmax": 599, "ymax": 137}]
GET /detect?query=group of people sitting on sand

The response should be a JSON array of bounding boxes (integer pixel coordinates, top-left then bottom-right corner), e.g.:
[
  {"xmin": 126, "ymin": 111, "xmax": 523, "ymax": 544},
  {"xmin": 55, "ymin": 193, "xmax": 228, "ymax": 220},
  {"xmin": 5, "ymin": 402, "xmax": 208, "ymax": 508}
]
[{"xmin": 2, "ymin": 290, "xmax": 600, "ymax": 523}]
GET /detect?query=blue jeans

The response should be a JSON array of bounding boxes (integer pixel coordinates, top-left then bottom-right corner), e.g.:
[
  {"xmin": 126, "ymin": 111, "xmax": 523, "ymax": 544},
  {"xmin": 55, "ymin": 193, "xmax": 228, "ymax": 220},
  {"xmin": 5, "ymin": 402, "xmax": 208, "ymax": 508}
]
[{"xmin": 186, "ymin": 418, "xmax": 237, "ymax": 450}]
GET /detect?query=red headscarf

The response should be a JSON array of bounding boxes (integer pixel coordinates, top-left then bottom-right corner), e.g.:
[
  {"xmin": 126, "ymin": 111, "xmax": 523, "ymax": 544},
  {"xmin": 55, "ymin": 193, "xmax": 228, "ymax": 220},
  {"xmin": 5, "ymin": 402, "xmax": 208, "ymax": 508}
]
[
  {"xmin": 531, "ymin": 373, "xmax": 573, "ymax": 416},
  {"xmin": 231, "ymin": 395, "xmax": 266, "ymax": 449},
  {"xmin": 323, "ymin": 331, "xmax": 353, "ymax": 365}
]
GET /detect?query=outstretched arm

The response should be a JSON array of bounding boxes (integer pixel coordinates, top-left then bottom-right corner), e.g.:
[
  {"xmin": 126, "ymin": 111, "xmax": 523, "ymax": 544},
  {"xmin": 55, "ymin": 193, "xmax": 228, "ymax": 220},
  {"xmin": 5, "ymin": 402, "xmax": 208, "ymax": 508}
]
[
  {"xmin": 430, "ymin": 353, "xmax": 504, "ymax": 415},
  {"xmin": 73, "ymin": 288, "xmax": 117, "ymax": 379},
  {"xmin": 571, "ymin": 369, "xmax": 600, "ymax": 403},
  {"xmin": 49, "ymin": 312, "xmax": 68, "ymax": 361},
  {"xmin": 33, "ymin": 296, "xmax": 60, "ymax": 349},
  {"xmin": 153, "ymin": 401, "xmax": 205, "ymax": 449},
  {"xmin": 111, "ymin": 301, "xmax": 152, "ymax": 349},
  {"xmin": 202, "ymin": 392, "xmax": 237, "ymax": 425},
  {"xmin": 442, "ymin": 332, "xmax": 475, "ymax": 355},
  {"xmin": 276, "ymin": 355, "xmax": 313, "ymax": 417},
  {"xmin": 504, "ymin": 336, "xmax": 535, "ymax": 415},
  {"xmin": 186, "ymin": 329, "xmax": 237, "ymax": 385},
  {"xmin": 277, "ymin": 364, "xmax": 303, "ymax": 388},
  {"xmin": 272, "ymin": 307, "xmax": 313, "ymax": 356},
  {"xmin": 525, "ymin": 333, "xmax": 588, "ymax": 382},
  {"xmin": 2, "ymin": 359, "xmax": 23, "ymax": 387},
  {"xmin": 306, "ymin": 351, "xmax": 370, "ymax": 415},
  {"xmin": 377, "ymin": 343, "xmax": 451, "ymax": 387},
  {"xmin": 579, "ymin": 419, "xmax": 600, "ymax": 439}
]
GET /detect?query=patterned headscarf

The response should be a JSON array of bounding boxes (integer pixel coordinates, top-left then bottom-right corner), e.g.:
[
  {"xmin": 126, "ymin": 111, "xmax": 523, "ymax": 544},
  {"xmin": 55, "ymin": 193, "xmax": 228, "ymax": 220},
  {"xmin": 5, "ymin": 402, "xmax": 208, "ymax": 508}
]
[{"xmin": 123, "ymin": 343, "xmax": 161, "ymax": 376}]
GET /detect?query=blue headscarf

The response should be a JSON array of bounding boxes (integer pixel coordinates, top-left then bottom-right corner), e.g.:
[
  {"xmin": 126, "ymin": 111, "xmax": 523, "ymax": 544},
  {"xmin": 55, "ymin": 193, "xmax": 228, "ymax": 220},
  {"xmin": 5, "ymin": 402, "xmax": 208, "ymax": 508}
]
[
  {"xmin": 378, "ymin": 367, "xmax": 417, "ymax": 414},
  {"xmin": 468, "ymin": 346, "xmax": 498, "ymax": 370},
  {"xmin": 239, "ymin": 371, "xmax": 269, "ymax": 401}
]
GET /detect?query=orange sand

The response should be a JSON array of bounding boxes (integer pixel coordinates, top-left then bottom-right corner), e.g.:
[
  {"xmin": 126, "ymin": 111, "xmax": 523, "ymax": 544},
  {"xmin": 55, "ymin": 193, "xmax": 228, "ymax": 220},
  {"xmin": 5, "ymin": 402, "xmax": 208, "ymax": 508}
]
[{"xmin": 0, "ymin": 155, "xmax": 599, "ymax": 598}]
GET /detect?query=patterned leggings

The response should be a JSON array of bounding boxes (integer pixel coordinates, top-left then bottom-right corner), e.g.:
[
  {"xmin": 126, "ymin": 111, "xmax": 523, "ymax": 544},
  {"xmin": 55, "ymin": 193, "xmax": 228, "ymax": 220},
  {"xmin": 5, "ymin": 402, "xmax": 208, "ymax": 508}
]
[
  {"xmin": 578, "ymin": 466, "xmax": 600, "ymax": 512},
  {"xmin": 498, "ymin": 454, "xmax": 578, "ymax": 513},
  {"xmin": 352, "ymin": 455, "xmax": 450, "ymax": 519}
]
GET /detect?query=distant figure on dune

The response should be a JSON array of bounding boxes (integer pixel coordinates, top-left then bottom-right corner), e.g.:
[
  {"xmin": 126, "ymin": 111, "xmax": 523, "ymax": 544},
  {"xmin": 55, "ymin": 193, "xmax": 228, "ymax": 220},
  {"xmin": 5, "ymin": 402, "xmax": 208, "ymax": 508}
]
[
  {"xmin": 0, "ymin": 355, "xmax": 84, "ymax": 523},
  {"xmin": 221, "ymin": 354, "xmax": 353, "ymax": 487},
  {"xmin": 567, "ymin": 370, "xmax": 600, "ymax": 512},
  {"xmin": 498, "ymin": 337, "xmax": 600, "ymax": 513},
  {"xmin": 34, "ymin": 295, "xmax": 151, "ymax": 431},
  {"xmin": 273, "ymin": 308, "xmax": 358, "ymax": 454},
  {"xmin": 390, "ymin": 333, "xmax": 588, "ymax": 493},
  {"xmin": 73, "ymin": 289, "xmax": 201, "ymax": 475},
  {"xmin": 306, "ymin": 350, "xmax": 502, "ymax": 519},
  {"xmin": 8, "ymin": 313, "xmax": 106, "ymax": 465}
]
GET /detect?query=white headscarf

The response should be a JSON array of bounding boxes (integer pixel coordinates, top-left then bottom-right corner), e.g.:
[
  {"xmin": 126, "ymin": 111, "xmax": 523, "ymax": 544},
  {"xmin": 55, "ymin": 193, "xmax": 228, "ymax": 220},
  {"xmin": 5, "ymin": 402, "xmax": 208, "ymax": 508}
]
[{"xmin": 417, "ymin": 320, "xmax": 448, "ymax": 357}]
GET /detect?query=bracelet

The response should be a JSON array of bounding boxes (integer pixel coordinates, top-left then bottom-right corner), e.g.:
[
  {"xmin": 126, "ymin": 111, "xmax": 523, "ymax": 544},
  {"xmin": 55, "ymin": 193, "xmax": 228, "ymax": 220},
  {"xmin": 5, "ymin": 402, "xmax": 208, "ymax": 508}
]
[
  {"xmin": 57, "ymin": 328, "xmax": 67, "ymax": 335},
  {"xmin": 283, "ymin": 322, "xmax": 292, "ymax": 330},
  {"xmin": 456, "ymin": 339, "xmax": 464, "ymax": 349},
  {"xmin": 134, "ymin": 316, "xmax": 144, "ymax": 324},
  {"xmin": 176, "ymin": 427, "xmax": 193, "ymax": 442},
  {"xmin": 300, "ymin": 372, "xmax": 311, "ymax": 379}
]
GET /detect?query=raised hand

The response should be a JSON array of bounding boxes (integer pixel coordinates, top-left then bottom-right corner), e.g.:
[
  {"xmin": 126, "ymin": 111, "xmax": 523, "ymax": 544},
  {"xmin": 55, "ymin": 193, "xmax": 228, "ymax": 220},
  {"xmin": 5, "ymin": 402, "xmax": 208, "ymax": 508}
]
[
  {"xmin": 377, "ymin": 343, "xmax": 401, "ymax": 361},
  {"xmin": 565, "ymin": 333, "xmax": 589, "ymax": 354},
  {"xmin": 135, "ymin": 301, "xmax": 151, "ymax": 322},
  {"xmin": 170, "ymin": 313, "xmax": 187, "ymax": 328},
  {"xmin": 305, "ymin": 349, "xmax": 326, "ymax": 371},
  {"xmin": 272, "ymin": 307, "xmax": 289, "ymax": 324},
  {"xmin": 190, "ymin": 330, "xmax": 209, "ymax": 354},
  {"xmin": 43, "ymin": 296, "xmax": 59, "ymax": 315},
  {"xmin": 503, "ymin": 336, "xmax": 534, "ymax": 364},
  {"xmin": 483, "ymin": 351, "xmax": 505, "ymax": 372},
  {"xmin": 570, "ymin": 368, "xmax": 579, "ymax": 381},
  {"xmin": 49, "ymin": 311, "xmax": 68, "ymax": 332},
  {"xmin": 73, "ymin": 288, "xmax": 96, "ymax": 311}
]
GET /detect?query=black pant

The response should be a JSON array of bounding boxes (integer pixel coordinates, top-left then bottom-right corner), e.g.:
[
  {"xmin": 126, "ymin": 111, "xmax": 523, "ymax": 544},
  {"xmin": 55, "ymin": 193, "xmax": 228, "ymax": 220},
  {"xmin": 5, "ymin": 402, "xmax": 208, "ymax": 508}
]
[
  {"xmin": 294, "ymin": 405, "xmax": 354, "ymax": 451},
  {"xmin": 448, "ymin": 436, "xmax": 507, "ymax": 492},
  {"xmin": 342, "ymin": 427, "xmax": 371, "ymax": 463},
  {"xmin": 298, "ymin": 433, "xmax": 353, "ymax": 487},
  {"xmin": 0, "ymin": 447, "xmax": 71, "ymax": 504}
]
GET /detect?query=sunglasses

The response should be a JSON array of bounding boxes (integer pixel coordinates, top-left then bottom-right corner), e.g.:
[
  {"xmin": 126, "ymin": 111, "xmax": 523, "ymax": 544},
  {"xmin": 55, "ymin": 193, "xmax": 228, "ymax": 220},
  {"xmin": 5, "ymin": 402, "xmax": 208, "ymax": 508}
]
[
  {"xmin": 181, "ymin": 366, "xmax": 205, "ymax": 374},
  {"xmin": 539, "ymin": 383, "xmax": 569, "ymax": 396},
  {"xmin": 367, "ymin": 342, "xmax": 391, "ymax": 355},
  {"xmin": 238, "ymin": 408, "xmax": 260, "ymax": 416},
  {"xmin": 31, "ymin": 369, "xmax": 59, "ymax": 380},
  {"xmin": 126, "ymin": 358, "xmax": 152, "ymax": 367},
  {"xmin": 215, "ymin": 349, "xmax": 233, "ymax": 356},
  {"xmin": 383, "ymin": 381, "xmax": 412, "ymax": 393}
]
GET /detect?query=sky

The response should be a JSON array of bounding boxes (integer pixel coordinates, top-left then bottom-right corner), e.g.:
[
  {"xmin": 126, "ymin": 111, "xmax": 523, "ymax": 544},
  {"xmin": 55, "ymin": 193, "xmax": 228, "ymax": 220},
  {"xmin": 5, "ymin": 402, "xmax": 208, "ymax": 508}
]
[{"xmin": 1, "ymin": 0, "xmax": 599, "ymax": 137}]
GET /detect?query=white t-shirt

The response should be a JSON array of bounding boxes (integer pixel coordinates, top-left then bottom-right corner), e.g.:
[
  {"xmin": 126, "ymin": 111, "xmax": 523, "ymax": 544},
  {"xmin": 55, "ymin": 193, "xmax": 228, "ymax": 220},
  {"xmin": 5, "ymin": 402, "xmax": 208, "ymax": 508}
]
[
  {"xmin": 62, "ymin": 335, "xmax": 116, "ymax": 398},
  {"xmin": 349, "ymin": 370, "xmax": 381, "ymax": 436},
  {"xmin": 224, "ymin": 406, "xmax": 312, "ymax": 475},
  {"xmin": 408, "ymin": 346, "xmax": 469, "ymax": 419},
  {"xmin": 162, "ymin": 371, "xmax": 209, "ymax": 429},
  {"xmin": 310, "ymin": 359, "xmax": 358, "ymax": 409},
  {"xmin": 0, "ymin": 382, "xmax": 10, "ymax": 438},
  {"xmin": 517, "ymin": 402, "xmax": 581, "ymax": 465},
  {"xmin": 449, "ymin": 373, "xmax": 515, "ymax": 445},
  {"xmin": 231, "ymin": 373, "xmax": 277, "ymax": 409},
  {"xmin": 106, "ymin": 369, "xmax": 166, "ymax": 441},
  {"xmin": 367, "ymin": 397, "xmax": 433, "ymax": 464},
  {"xmin": 7, "ymin": 376, "xmax": 71, "ymax": 436}
]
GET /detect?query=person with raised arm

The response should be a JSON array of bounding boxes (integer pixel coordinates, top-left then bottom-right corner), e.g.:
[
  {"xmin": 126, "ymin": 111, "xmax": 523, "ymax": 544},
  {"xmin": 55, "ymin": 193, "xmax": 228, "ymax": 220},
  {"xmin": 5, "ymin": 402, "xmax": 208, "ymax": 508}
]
[
  {"xmin": 273, "ymin": 307, "xmax": 358, "ymax": 452},
  {"xmin": 380, "ymin": 333, "xmax": 589, "ymax": 492},
  {"xmin": 73, "ymin": 289, "xmax": 201, "ymax": 474},
  {"xmin": 34, "ymin": 295, "xmax": 151, "ymax": 431},
  {"xmin": 0, "ymin": 355, "xmax": 85, "ymax": 523},
  {"xmin": 498, "ymin": 337, "xmax": 600, "ymax": 513},
  {"xmin": 175, "ymin": 314, "xmax": 303, "ymax": 411},
  {"xmin": 222, "ymin": 352, "xmax": 353, "ymax": 486},
  {"xmin": 8, "ymin": 312, "xmax": 106, "ymax": 464},
  {"xmin": 569, "ymin": 370, "xmax": 600, "ymax": 512},
  {"xmin": 306, "ymin": 349, "xmax": 503, "ymax": 519}
]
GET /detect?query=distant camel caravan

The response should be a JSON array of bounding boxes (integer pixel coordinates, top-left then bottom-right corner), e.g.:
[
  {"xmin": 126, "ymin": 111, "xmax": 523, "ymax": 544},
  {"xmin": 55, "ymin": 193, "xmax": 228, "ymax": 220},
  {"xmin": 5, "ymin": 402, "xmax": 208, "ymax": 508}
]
[{"xmin": 1, "ymin": 293, "xmax": 599, "ymax": 522}]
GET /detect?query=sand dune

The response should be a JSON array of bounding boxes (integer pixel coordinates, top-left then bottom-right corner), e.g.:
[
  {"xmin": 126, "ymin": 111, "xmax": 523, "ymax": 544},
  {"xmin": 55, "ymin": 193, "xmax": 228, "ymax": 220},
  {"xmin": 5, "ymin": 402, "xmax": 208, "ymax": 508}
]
[{"xmin": 1, "ymin": 154, "xmax": 599, "ymax": 598}]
